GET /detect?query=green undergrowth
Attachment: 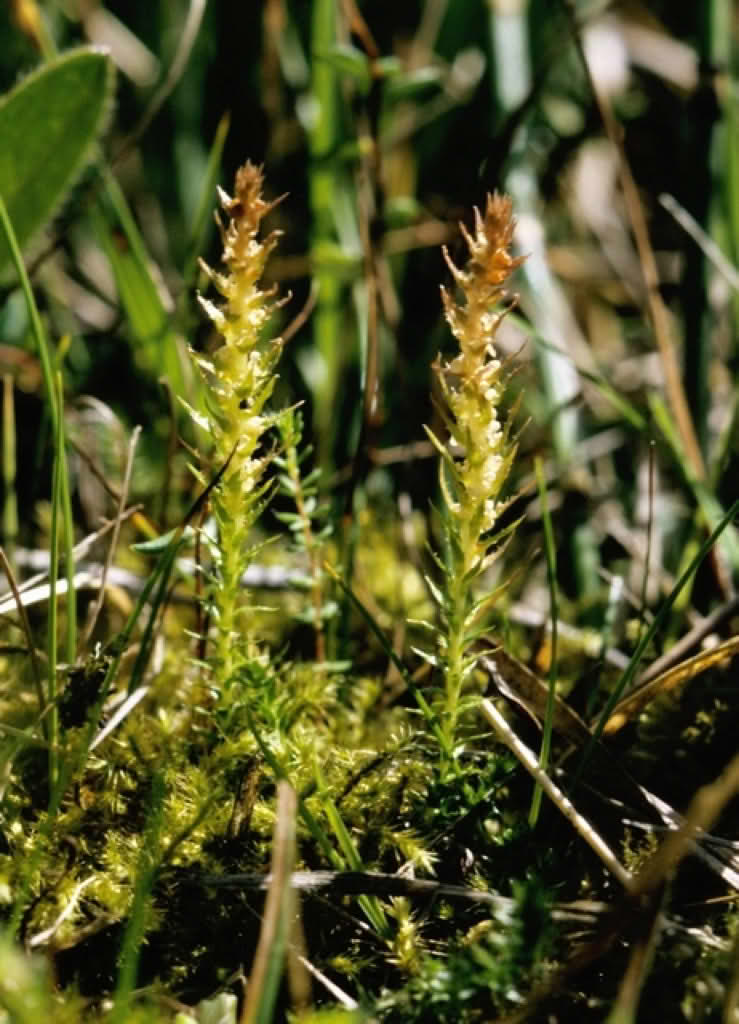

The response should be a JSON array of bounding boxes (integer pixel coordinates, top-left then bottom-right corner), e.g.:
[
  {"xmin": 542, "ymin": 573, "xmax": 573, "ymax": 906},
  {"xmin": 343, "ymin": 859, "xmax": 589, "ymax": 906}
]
[{"xmin": 0, "ymin": 562, "xmax": 557, "ymax": 1017}]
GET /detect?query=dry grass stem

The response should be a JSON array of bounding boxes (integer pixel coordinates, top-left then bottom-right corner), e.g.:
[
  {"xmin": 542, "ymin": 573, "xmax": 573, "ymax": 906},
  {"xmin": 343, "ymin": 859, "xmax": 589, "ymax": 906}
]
[{"xmin": 480, "ymin": 697, "xmax": 633, "ymax": 890}]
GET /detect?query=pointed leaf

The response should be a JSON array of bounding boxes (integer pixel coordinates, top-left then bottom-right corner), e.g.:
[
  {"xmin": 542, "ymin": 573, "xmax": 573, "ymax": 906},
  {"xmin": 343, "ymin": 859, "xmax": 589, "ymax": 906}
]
[
  {"xmin": 406, "ymin": 618, "xmax": 437, "ymax": 633},
  {"xmin": 178, "ymin": 396, "xmax": 212, "ymax": 434},
  {"xmin": 410, "ymin": 646, "xmax": 441, "ymax": 668},
  {"xmin": 423, "ymin": 573, "xmax": 446, "ymax": 610}
]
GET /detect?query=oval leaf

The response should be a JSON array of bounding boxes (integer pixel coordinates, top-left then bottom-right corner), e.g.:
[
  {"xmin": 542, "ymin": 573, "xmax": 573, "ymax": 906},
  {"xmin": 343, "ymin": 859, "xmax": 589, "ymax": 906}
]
[{"xmin": 0, "ymin": 48, "xmax": 115, "ymax": 278}]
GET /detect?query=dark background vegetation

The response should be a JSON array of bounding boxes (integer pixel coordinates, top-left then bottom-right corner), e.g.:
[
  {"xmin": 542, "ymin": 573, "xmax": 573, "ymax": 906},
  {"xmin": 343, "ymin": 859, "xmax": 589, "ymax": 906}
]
[{"xmin": 2, "ymin": 1, "xmax": 733, "ymax": 508}]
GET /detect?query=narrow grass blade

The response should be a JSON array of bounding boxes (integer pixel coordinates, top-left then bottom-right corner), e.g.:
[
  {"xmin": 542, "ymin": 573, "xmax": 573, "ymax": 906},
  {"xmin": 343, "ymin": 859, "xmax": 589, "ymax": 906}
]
[
  {"xmin": 320, "ymin": 790, "xmax": 389, "ymax": 938},
  {"xmin": 0, "ymin": 193, "xmax": 58, "ymax": 427},
  {"xmin": 110, "ymin": 770, "xmax": 167, "ymax": 1023},
  {"xmin": 2, "ymin": 376, "xmax": 18, "ymax": 570},
  {"xmin": 510, "ymin": 314, "xmax": 647, "ymax": 432},
  {"xmin": 124, "ymin": 537, "xmax": 181, "ymax": 694},
  {"xmin": 92, "ymin": 167, "xmax": 188, "ymax": 397},
  {"xmin": 529, "ymin": 457, "xmax": 558, "ymax": 827},
  {"xmin": 54, "ymin": 370, "xmax": 76, "ymax": 668},
  {"xmin": 46, "ymin": 376, "xmax": 65, "ymax": 793},
  {"xmin": 241, "ymin": 781, "xmax": 299, "ymax": 1024},
  {"xmin": 182, "ymin": 111, "xmax": 230, "ymax": 289}
]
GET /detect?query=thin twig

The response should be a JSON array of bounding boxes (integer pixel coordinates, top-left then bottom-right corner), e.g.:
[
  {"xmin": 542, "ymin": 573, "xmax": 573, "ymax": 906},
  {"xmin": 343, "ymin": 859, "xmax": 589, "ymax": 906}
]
[
  {"xmin": 297, "ymin": 955, "xmax": 358, "ymax": 1010},
  {"xmin": 67, "ymin": 435, "xmax": 124, "ymax": 506},
  {"xmin": 480, "ymin": 698, "xmax": 633, "ymax": 890},
  {"xmin": 157, "ymin": 379, "xmax": 178, "ymax": 528},
  {"xmin": 660, "ymin": 192, "xmax": 739, "ymax": 292},
  {"xmin": 632, "ymin": 752, "xmax": 739, "ymax": 897},
  {"xmin": 9, "ymin": 506, "xmax": 141, "ymax": 595},
  {"xmin": 281, "ymin": 279, "xmax": 319, "ymax": 344},
  {"xmin": 0, "ymin": 545, "xmax": 46, "ymax": 727},
  {"xmin": 89, "ymin": 686, "xmax": 149, "ymax": 752},
  {"xmin": 28, "ymin": 877, "xmax": 95, "ymax": 949},
  {"xmin": 199, "ymin": 869, "xmax": 605, "ymax": 925}
]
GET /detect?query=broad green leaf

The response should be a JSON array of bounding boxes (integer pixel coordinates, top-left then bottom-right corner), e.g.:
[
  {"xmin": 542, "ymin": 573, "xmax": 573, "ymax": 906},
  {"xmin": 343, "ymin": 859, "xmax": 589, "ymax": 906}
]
[{"xmin": 0, "ymin": 48, "xmax": 114, "ymax": 279}]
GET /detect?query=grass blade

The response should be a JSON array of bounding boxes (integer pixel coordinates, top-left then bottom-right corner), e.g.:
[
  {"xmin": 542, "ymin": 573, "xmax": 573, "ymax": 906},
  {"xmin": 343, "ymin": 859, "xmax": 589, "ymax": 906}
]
[
  {"xmin": 2, "ymin": 375, "xmax": 18, "ymax": 570},
  {"xmin": 110, "ymin": 770, "xmax": 167, "ymax": 1023},
  {"xmin": 241, "ymin": 781, "xmax": 300, "ymax": 1024},
  {"xmin": 529, "ymin": 456, "xmax": 558, "ymax": 827},
  {"xmin": 92, "ymin": 167, "xmax": 188, "ymax": 397}
]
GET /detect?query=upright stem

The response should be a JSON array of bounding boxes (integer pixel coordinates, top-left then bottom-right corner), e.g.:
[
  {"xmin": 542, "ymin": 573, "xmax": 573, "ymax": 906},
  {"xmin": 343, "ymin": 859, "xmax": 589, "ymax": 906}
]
[{"xmin": 427, "ymin": 195, "xmax": 524, "ymax": 764}]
